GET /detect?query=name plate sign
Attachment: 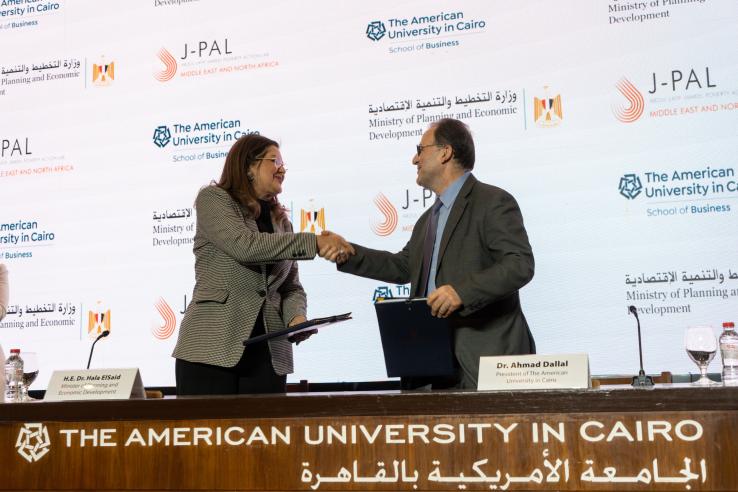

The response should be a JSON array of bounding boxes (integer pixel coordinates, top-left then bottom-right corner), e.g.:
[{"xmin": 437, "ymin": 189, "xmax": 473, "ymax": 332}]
[
  {"xmin": 44, "ymin": 368, "xmax": 145, "ymax": 401},
  {"xmin": 478, "ymin": 353, "xmax": 590, "ymax": 390}
]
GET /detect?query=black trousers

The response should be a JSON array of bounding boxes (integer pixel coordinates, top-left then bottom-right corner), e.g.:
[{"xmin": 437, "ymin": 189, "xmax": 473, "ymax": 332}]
[{"xmin": 175, "ymin": 312, "xmax": 286, "ymax": 395}]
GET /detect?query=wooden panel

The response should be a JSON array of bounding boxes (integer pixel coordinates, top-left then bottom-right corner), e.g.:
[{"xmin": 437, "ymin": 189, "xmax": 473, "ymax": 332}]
[
  {"xmin": 2, "ymin": 386, "xmax": 737, "ymax": 423},
  {"xmin": 1, "ymin": 387, "xmax": 738, "ymax": 491}
]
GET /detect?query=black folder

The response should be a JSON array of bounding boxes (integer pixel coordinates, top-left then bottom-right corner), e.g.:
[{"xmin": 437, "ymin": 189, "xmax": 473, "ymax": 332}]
[
  {"xmin": 243, "ymin": 313, "xmax": 352, "ymax": 346},
  {"xmin": 373, "ymin": 298, "xmax": 455, "ymax": 378}
]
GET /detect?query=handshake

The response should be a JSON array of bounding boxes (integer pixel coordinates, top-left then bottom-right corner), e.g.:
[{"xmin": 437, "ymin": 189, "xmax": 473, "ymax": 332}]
[{"xmin": 315, "ymin": 231, "xmax": 355, "ymax": 265}]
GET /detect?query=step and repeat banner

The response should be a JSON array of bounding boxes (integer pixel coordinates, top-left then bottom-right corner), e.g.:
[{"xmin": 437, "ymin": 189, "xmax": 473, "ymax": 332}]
[{"xmin": 1, "ymin": 1, "xmax": 737, "ymax": 388}]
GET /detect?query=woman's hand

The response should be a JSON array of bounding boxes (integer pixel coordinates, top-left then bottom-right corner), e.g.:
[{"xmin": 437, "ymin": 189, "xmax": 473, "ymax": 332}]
[
  {"xmin": 316, "ymin": 231, "xmax": 355, "ymax": 263},
  {"xmin": 287, "ymin": 315, "xmax": 316, "ymax": 345}
]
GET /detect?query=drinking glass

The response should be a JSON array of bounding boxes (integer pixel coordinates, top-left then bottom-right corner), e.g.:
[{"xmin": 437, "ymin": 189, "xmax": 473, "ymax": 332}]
[
  {"xmin": 684, "ymin": 326, "xmax": 718, "ymax": 385},
  {"xmin": 19, "ymin": 352, "xmax": 39, "ymax": 401}
]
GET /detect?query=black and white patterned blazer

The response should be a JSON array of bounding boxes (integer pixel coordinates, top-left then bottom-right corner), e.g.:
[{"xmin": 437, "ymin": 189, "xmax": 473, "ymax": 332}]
[{"xmin": 172, "ymin": 185, "xmax": 317, "ymax": 375}]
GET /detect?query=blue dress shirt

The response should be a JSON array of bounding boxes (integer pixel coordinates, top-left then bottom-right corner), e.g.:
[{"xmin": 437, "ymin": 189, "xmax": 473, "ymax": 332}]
[{"xmin": 426, "ymin": 172, "xmax": 471, "ymax": 295}]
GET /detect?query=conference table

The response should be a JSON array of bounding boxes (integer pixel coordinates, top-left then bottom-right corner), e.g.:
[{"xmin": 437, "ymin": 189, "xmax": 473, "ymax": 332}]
[{"xmin": 1, "ymin": 384, "xmax": 737, "ymax": 491}]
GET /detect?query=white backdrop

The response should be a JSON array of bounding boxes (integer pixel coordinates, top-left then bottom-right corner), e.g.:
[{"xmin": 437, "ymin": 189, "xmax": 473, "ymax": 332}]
[{"xmin": 1, "ymin": 0, "xmax": 737, "ymax": 388}]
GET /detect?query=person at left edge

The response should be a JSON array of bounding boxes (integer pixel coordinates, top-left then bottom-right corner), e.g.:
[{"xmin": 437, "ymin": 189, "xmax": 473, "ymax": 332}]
[
  {"xmin": 0, "ymin": 263, "xmax": 6, "ymax": 399},
  {"xmin": 172, "ymin": 134, "xmax": 353, "ymax": 395},
  {"xmin": 0, "ymin": 263, "xmax": 8, "ymax": 322}
]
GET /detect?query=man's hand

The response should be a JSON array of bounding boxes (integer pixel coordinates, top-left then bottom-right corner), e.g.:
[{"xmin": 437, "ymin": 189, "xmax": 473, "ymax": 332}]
[
  {"xmin": 316, "ymin": 231, "xmax": 355, "ymax": 263},
  {"xmin": 287, "ymin": 315, "xmax": 317, "ymax": 344},
  {"xmin": 427, "ymin": 285, "xmax": 463, "ymax": 318}
]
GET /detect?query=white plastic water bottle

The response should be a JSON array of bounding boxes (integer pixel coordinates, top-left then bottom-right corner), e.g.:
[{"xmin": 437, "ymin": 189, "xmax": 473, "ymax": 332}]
[
  {"xmin": 719, "ymin": 322, "xmax": 738, "ymax": 386},
  {"xmin": 3, "ymin": 348, "xmax": 23, "ymax": 402}
]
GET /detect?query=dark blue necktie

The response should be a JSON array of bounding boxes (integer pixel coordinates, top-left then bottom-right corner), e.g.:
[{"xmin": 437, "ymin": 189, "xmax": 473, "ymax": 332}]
[{"xmin": 418, "ymin": 199, "xmax": 442, "ymax": 296}]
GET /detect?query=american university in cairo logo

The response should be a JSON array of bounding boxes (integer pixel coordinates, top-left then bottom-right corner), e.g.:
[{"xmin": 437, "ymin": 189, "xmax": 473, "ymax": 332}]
[
  {"xmin": 152, "ymin": 297, "xmax": 177, "ymax": 340},
  {"xmin": 366, "ymin": 21, "xmax": 386, "ymax": 41},
  {"xmin": 371, "ymin": 193, "xmax": 398, "ymax": 236},
  {"xmin": 154, "ymin": 47, "xmax": 177, "ymax": 82},
  {"xmin": 152, "ymin": 125, "xmax": 172, "ymax": 148},
  {"xmin": 612, "ymin": 78, "xmax": 645, "ymax": 123},
  {"xmin": 88, "ymin": 301, "xmax": 111, "ymax": 339},
  {"xmin": 533, "ymin": 87, "xmax": 563, "ymax": 127},
  {"xmin": 619, "ymin": 173, "xmax": 643, "ymax": 200},
  {"xmin": 16, "ymin": 423, "xmax": 51, "ymax": 463}
]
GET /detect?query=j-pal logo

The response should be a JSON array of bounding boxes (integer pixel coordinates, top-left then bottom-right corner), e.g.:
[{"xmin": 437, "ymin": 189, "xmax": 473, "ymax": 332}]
[
  {"xmin": 91, "ymin": 57, "xmax": 115, "ymax": 86},
  {"xmin": 300, "ymin": 200, "xmax": 326, "ymax": 234},
  {"xmin": 366, "ymin": 21, "xmax": 387, "ymax": 41},
  {"xmin": 152, "ymin": 125, "xmax": 172, "ymax": 148},
  {"xmin": 16, "ymin": 423, "xmax": 50, "ymax": 463},
  {"xmin": 533, "ymin": 87, "xmax": 563, "ymax": 128},
  {"xmin": 154, "ymin": 48, "xmax": 177, "ymax": 82},
  {"xmin": 619, "ymin": 173, "xmax": 643, "ymax": 200},
  {"xmin": 1, "ymin": 137, "xmax": 31, "ymax": 157},
  {"xmin": 179, "ymin": 38, "xmax": 232, "ymax": 60},
  {"xmin": 647, "ymin": 67, "xmax": 716, "ymax": 95},
  {"xmin": 612, "ymin": 78, "xmax": 644, "ymax": 123},
  {"xmin": 152, "ymin": 297, "xmax": 177, "ymax": 340},
  {"xmin": 88, "ymin": 302, "xmax": 111, "ymax": 339},
  {"xmin": 371, "ymin": 193, "xmax": 398, "ymax": 236}
]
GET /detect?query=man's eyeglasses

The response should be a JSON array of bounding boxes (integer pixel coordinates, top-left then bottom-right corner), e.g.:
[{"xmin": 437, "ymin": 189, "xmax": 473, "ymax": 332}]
[
  {"xmin": 416, "ymin": 143, "xmax": 444, "ymax": 156},
  {"xmin": 259, "ymin": 157, "xmax": 286, "ymax": 170}
]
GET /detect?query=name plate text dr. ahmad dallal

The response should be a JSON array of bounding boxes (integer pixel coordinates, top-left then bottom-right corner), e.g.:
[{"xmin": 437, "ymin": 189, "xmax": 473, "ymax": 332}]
[
  {"xmin": 477, "ymin": 354, "xmax": 590, "ymax": 390},
  {"xmin": 44, "ymin": 368, "xmax": 145, "ymax": 401}
]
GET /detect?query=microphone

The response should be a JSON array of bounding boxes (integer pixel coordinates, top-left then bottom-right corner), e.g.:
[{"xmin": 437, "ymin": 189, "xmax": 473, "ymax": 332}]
[
  {"xmin": 628, "ymin": 306, "xmax": 654, "ymax": 388},
  {"xmin": 86, "ymin": 330, "xmax": 110, "ymax": 370}
]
